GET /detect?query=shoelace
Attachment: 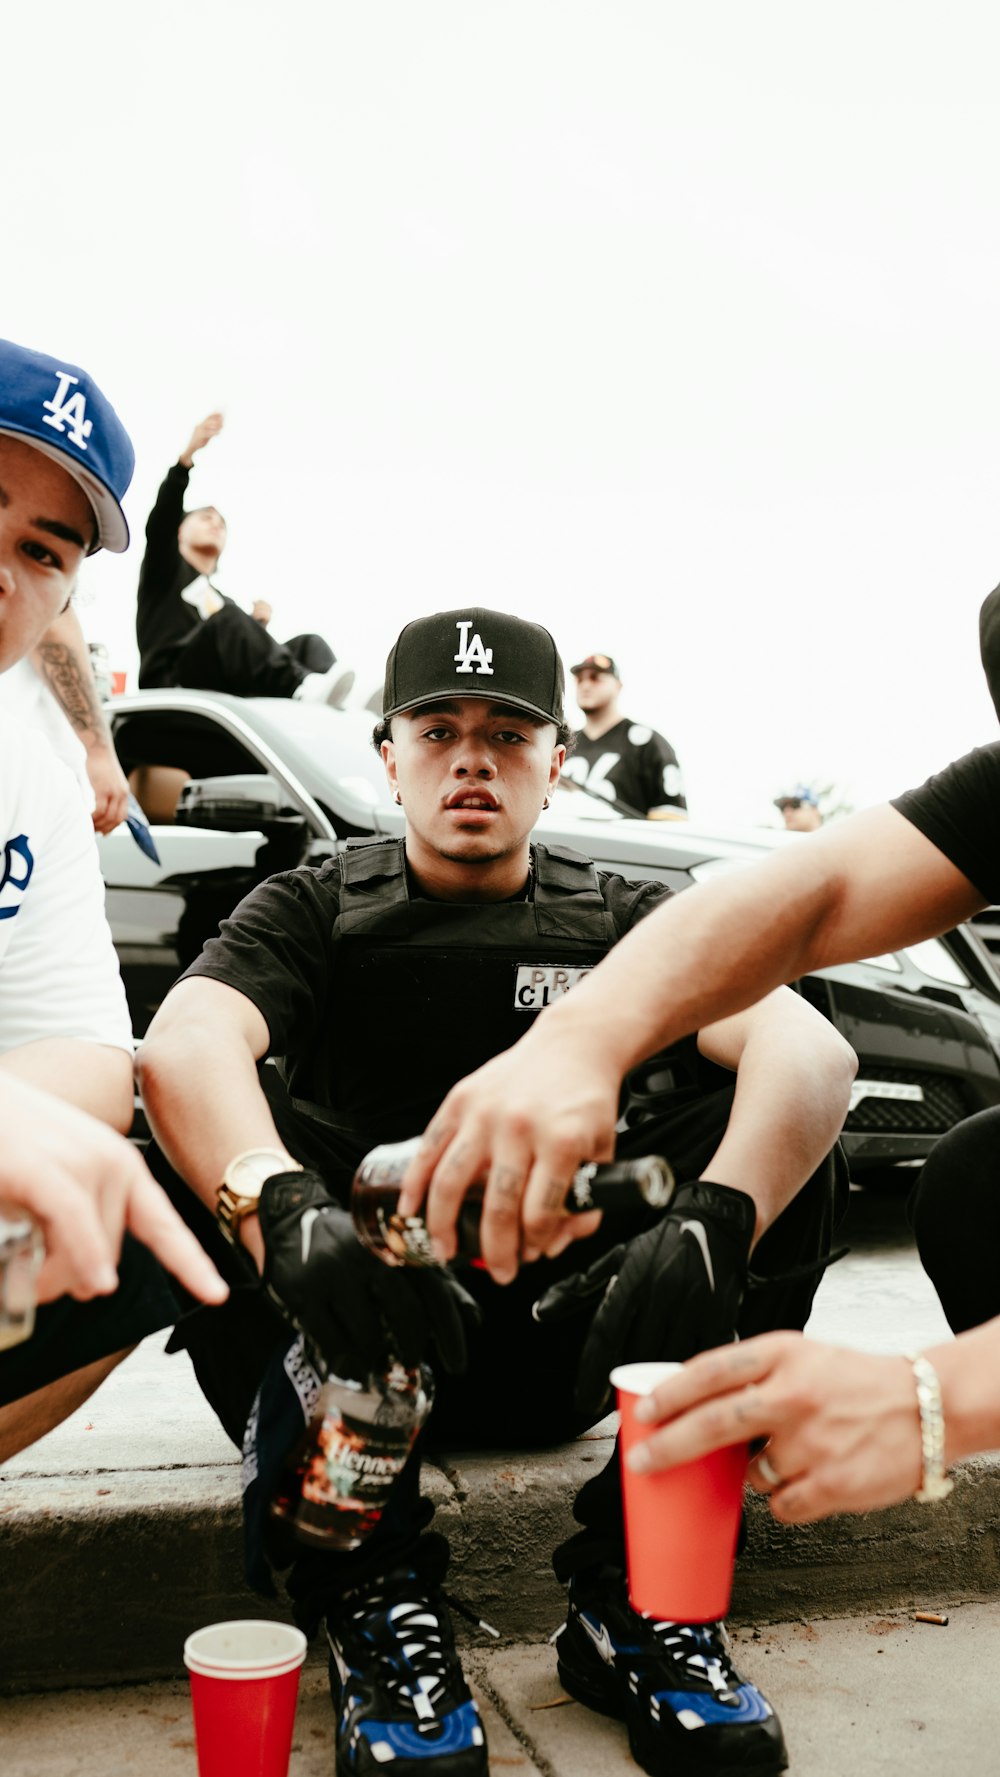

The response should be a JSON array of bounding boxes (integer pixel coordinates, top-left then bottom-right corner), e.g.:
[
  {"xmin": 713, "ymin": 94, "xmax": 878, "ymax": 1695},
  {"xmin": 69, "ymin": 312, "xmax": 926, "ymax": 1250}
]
[
  {"xmin": 349, "ymin": 1590, "xmax": 453, "ymax": 1725},
  {"xmin": 338, "ymin": 1584, "xmax": 497, "ymax": 1728},
  {"xmin": 648, "ymin": 1620, "xmax": 739, "ymax": 1701}
]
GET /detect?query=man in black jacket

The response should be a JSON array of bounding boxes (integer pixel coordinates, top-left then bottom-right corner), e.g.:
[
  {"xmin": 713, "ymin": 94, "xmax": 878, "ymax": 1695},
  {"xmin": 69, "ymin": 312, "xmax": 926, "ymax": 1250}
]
[{"xmin": 135, "ymin": 413, "xmax": 353, "ymax": 705}]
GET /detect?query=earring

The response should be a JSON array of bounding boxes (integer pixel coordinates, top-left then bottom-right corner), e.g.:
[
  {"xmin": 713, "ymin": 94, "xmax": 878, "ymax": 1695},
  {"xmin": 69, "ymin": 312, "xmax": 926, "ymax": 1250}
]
[
  {"xmin": 542, "ymin": 796, "xmax": 550, "ymax": 809},
  {"xmin": 394, "ymin": 790, "xmax": 402, "ymax": 805}
]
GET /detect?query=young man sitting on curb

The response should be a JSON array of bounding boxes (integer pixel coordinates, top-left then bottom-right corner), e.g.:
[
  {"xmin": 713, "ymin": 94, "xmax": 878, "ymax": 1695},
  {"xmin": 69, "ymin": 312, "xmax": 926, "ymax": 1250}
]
[{"xmin": 137, "ymin": 607, "xmax": 854, "ymax": 1777}]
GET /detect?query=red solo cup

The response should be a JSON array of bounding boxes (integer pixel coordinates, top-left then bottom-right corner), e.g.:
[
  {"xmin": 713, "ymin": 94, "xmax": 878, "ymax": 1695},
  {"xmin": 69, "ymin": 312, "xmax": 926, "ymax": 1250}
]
[
  {"xmin": 183, "ymin": 1619, "xmax": 307, "ymax": 1777},
  {"xmin": 110, "ymin": 670, "xmax": 128, "ymax": 697},
  {"xmin": 613, "ymin": 1361, "xmax": 748, "ymax": 1622}
]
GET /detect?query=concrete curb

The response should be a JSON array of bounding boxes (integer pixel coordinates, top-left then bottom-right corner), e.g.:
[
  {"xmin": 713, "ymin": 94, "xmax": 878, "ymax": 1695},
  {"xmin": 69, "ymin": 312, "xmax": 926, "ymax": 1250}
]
[{"xmin": 4, "ymin": 1437, "xmax": 1000, "ymax": 1692}]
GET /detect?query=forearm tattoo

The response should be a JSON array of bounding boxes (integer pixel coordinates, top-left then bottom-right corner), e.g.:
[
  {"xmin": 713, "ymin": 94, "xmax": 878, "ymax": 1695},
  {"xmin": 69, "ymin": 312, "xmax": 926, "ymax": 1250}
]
[{"xmin": 36, "ymin": 641, "xmax": 105, "ymax": 742}]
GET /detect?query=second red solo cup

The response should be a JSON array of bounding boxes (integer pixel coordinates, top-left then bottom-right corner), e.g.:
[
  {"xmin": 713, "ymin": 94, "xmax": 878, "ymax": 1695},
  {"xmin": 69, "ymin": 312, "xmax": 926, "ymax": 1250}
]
[
  {"xmin": 184, "ymin": 1619, "xmax": 308, "ymax": 1777},
  {"xmin": 613, "ymin": 1361, "xmax": 748, "ymax": 1622}
]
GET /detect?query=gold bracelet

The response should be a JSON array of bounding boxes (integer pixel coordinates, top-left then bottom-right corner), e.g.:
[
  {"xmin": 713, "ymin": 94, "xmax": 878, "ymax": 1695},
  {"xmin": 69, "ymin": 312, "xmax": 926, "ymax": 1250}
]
[{"xmin": 905, "ymin": 1352, "xmax": 955, "ymax": 1504}]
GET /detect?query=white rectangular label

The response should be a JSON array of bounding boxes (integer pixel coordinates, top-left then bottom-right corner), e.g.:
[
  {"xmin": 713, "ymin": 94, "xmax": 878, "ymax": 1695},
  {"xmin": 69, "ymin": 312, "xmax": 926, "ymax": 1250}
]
[
  {"xmin": 514, "ymin": 963, "xmax": 593, "ymax": 1009},
  {"xmin": 848, "ymin": 1079, "xmax": 925, "ymax": 1114}
]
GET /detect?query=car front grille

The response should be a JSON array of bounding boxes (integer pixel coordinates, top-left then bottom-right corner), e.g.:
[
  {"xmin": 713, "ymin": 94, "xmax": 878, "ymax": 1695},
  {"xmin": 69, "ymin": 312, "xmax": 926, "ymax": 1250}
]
[
  {"xmin": 845, "ymin": 1067, "xmax": 966, "ymax": 1134},
  {"xmin": 969, "ymin": 908, "xmax": 1000, "ymax": 964}
]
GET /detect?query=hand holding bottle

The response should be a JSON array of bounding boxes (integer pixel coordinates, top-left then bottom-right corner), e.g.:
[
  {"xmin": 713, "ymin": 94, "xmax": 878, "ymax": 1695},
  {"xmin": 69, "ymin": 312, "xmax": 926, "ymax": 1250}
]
[{"xmin": 258, "ymin": 1170, "xmax": 479, "ymax": 1378}]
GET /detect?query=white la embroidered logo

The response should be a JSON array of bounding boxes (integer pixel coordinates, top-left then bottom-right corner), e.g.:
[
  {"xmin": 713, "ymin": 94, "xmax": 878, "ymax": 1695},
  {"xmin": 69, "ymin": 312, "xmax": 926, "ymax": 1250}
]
[
  {"xmin": 454, "ymin": 619, "xmax": 494, "ymax": 676},
  {"xmin": 41, "ymin": 371, "xmax": 93, "ymax": 452}
]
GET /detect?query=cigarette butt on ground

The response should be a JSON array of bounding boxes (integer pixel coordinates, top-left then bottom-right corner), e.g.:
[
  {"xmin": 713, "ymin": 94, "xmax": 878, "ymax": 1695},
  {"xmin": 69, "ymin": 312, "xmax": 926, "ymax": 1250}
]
[
  {"xmin": 913, "ymin": 1611, "xmax": 949, "ymax": 1626},
  {"xmin": 529, "ymin": 1694, "xmax": 578, "ymax": 1710}
]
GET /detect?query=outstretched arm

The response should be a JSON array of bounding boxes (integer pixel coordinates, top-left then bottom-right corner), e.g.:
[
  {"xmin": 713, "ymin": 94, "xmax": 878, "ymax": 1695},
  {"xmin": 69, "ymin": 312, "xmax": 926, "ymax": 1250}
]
[
  {"xmin": 31, "ymin": 606, "xmax": 129, "ymax": 833},
  {"xmin": 621, "ymin": 1318, "xmax": 1000, "ymax": 1523},
  {"xmin": 400, "ymin": 804, "xmax": 984, "ymax": 1262},
  {"xmin": 178, "ymin": 412, "xmax": 223, "ymax": 469}
]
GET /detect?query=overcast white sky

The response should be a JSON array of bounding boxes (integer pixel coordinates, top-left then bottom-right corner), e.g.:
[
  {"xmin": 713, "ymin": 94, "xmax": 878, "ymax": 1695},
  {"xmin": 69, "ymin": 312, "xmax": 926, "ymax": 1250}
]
[{"xmin": 8, "ymin": 2, "xmax": 1000, "ymax": 824}]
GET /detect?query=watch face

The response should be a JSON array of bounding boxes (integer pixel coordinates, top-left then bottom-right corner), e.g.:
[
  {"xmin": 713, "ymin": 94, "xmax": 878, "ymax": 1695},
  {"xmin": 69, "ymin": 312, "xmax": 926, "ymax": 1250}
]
[{"xmin": 225, "ymin": 1150, "xmax": 291, "ymax": 1199}]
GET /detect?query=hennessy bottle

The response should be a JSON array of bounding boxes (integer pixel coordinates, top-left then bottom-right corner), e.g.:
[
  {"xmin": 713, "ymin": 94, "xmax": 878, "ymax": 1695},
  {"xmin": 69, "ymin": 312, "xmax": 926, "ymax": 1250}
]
[
  {"xmin": 271, "ymin": 1356, "xmax": 434, "ymax": 1550},
  {"xmin": 351, "ymin": 1136, "xmax": 675, "ymax": 1268}
]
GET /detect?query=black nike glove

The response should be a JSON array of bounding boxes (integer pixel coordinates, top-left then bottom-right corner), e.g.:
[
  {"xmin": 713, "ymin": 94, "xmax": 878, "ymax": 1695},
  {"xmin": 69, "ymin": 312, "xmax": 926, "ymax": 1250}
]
[
  {"xmin": 258, "ymin": 1171, "xmax": 479, "ymax": 1380},
  {"xmin": 533, "ymin": 1179, "xmax": 756, "ymax": 1416}
]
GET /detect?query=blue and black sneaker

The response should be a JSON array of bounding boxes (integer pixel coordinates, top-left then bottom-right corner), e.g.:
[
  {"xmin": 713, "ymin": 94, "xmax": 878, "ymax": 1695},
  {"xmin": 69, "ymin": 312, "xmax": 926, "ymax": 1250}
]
[
  {"xmin": 554, "ymin": 1565, "xmax": 787, "ymax": 1775},
  {"xmin": 326, "ymin": 1563, "xmax": 488, "ymax": 1776}
]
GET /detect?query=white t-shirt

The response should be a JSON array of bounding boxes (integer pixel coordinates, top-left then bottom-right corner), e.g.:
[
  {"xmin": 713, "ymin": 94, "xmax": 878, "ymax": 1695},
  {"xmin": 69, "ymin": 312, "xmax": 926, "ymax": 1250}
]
[
  {"xmin": 0, "ymin": 714, "xmax": 132, "ymax": 1055},
  {"xmin": 0, "ymin": 660, "xmax": 92, "ymax": 804}
]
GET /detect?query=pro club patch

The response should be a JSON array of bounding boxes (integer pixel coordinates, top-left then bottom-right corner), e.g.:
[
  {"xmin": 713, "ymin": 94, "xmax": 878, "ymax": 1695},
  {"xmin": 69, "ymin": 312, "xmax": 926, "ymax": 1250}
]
[{"xmin": 514, "ymin": 963, "xmax": 593, "ymax": 1009}]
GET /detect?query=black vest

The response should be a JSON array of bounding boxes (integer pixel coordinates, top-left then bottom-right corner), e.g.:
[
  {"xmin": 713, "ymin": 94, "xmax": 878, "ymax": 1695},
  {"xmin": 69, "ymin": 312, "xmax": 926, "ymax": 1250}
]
[{"xmin": 282, "ymin": 838, "xmax": 618, "ymax": 1157}]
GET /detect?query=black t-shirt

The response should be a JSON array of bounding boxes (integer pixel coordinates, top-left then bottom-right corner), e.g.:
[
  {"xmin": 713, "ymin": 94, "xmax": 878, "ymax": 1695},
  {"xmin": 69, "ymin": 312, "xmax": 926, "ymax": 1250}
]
[
  {"xmin": 562, "ymin": 717, "xmax": 686, "ymax": 817},
  {"xmin": 892, "ymin": 742, "xmax": 1000, "ymax": 903},
  {"xmin": 181, "ymin": 846, "xmax": 710, "ymax": 1172}
]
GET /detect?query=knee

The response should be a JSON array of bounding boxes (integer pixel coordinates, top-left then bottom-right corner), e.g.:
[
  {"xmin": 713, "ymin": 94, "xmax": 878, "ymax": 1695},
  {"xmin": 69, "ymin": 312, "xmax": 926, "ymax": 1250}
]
[{"xmin": 912, "ymin": 1109, "xmax": 1000, "ymax": 1275}]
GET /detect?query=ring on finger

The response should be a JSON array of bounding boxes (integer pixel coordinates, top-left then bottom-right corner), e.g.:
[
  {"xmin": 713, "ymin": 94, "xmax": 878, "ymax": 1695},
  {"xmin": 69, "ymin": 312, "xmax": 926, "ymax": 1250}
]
[{"xmin": 756, "ymin": 1450, "xmax": 782, "ymax": 1489}]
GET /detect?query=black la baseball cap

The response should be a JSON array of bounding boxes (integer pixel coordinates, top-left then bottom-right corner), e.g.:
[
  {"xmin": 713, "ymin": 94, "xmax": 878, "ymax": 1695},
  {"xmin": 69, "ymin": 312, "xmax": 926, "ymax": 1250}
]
[
  {"xmin": 570, "ymin": 652, "xmax": 621, "ymax": 678},
  {"xmin": 382, "ymin": 607, "xmax": 566, "ymax": 725}
]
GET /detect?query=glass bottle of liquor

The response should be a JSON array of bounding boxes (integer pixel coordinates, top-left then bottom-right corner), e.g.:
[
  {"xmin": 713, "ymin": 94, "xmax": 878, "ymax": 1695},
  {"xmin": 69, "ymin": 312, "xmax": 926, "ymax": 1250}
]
[
  {"xmin": 351, "ymin": 1137, "xmax": 675, "ymax": 1268},
  {"xmin": 271, "ymin": 1357, "xmax": 434, "ymax": 1550}
]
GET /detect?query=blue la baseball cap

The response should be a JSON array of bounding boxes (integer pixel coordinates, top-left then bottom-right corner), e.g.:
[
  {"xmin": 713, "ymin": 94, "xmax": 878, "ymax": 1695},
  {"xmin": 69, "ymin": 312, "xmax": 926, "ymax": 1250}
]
[
  {"xmin": 774, "ymin": 785, "xmax": 818, "ymax": 810},
  {"xmin": 0, "ymin": 338, "xmax": 135, "ymax": 553}
]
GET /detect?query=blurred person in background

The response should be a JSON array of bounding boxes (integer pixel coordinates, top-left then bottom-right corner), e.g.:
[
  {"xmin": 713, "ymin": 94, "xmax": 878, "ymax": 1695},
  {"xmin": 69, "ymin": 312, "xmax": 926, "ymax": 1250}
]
[
  {"xmin": 136, "ymin": 412, "xmax": 354, "ymax": 706},
  {"xmin": 562, "ymin": 652, "xmax": 687, "ymax": 819},
  {"xmin": 773, "ymin": 786, "xmax": 822, "ymax": 832}
]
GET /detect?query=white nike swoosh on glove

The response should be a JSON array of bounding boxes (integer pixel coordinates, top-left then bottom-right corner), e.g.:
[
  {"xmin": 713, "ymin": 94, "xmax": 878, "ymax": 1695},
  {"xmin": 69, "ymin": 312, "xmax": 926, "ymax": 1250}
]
[
  {"xmin": 679, "ymin": 1219, "xmax": 715, "ymax": 1292},
  {"xmin": 300, "ymin": 1206, "xmax": 322, "ymax": 1265}
]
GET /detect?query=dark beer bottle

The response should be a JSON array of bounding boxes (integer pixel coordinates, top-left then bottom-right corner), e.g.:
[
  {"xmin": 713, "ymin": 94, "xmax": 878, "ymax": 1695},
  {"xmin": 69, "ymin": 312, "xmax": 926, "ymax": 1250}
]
[{"xmin": 351, "ymin": 1136, "xmax": 675, "ymax": 1268}]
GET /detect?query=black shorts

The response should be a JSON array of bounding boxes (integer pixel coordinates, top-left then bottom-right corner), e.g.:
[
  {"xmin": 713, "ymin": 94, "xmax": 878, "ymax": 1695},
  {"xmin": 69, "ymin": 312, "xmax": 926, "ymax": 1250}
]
[{"xmin": 0, "ymin": 1233, "xmax": 181, "ymax": 1407}]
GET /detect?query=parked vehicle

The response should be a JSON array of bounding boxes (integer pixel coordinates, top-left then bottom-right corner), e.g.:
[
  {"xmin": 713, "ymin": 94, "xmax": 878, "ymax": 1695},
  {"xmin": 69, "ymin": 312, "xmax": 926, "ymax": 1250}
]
[{"xmin": 98, "ymin": 690, "xmax": 1000, "ymax": 1180}]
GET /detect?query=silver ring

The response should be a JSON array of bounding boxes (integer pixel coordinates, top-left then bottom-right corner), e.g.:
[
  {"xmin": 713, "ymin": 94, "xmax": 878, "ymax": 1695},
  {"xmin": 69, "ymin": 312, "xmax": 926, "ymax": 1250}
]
[{"xmin": 756, "ymin": 1451, "xmax": 782, "ymax": 1489}]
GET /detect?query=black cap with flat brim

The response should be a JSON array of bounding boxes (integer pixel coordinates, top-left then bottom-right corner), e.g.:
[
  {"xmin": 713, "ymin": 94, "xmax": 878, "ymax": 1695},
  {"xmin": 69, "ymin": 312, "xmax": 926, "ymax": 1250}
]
[{"xmin": 382, "ymin": 608, "xmax": 565, "ymax": 726}]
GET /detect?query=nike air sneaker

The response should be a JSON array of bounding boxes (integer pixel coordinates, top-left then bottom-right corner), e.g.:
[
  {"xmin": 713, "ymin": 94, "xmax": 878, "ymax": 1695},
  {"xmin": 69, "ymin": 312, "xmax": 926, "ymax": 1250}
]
[
  {"xmin": 554, "ymin": 1565, "xmax": 787, "ymax": 1775},
  {"xmin": 326, "ymin": 1563, "xmax": 488, "ymax": 1776}
]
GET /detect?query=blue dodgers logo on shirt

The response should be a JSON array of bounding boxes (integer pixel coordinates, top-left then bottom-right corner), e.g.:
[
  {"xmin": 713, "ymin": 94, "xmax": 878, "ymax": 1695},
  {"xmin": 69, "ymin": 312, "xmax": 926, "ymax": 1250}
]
[
  {"xmin": 0, "ymin": 834, "xmax": 34, "ymax": 920},
  {"xmin": 514, "ymin": 963, "xmax": 593, "ymax": 1009}
]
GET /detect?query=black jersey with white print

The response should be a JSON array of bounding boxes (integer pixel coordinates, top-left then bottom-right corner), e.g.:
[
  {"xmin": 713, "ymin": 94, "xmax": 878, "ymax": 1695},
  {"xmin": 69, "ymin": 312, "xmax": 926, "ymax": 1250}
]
[{"xmin": 562, "ymin": 717, "xmax": 686, "ymax": 818}]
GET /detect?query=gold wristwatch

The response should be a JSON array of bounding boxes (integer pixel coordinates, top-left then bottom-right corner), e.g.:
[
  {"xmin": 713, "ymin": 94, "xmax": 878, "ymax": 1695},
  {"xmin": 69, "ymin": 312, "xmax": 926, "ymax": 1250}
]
[{"xmin": 216, "ymin": 1149, "xmax": 302, "ymax": 1244}]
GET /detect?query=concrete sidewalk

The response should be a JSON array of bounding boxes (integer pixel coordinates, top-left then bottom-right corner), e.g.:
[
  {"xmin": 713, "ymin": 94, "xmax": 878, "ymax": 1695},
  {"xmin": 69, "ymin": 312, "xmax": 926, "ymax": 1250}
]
[
  {"xmin": 3, "ymin": 1600, "xmax": 995, "ymax": 1775},
  {"xmin": 5, "ymin": 1188, "xmax": 1000, "ymax": 1693}
]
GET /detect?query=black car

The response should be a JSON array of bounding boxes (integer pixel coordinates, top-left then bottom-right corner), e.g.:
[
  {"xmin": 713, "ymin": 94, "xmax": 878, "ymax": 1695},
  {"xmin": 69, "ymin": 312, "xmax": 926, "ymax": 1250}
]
[{"xmin": 98, "ymin": 689, "xmax": 1000, "ymax": 1181}]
